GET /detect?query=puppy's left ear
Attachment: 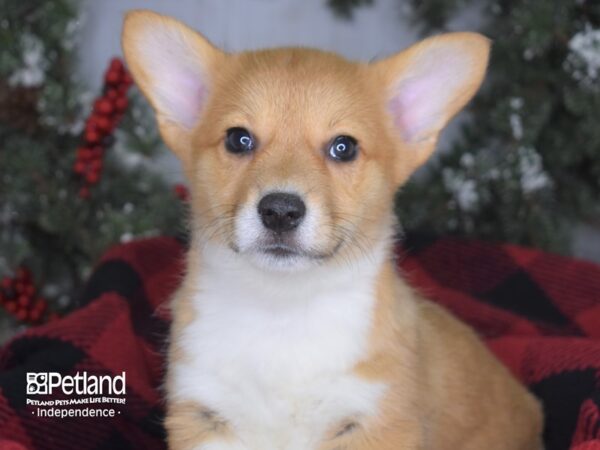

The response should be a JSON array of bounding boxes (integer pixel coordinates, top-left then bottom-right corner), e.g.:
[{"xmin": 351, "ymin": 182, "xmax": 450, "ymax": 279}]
[{"xmin": 374, "ymin": 32, "xmax": 490, "ymax": 171}]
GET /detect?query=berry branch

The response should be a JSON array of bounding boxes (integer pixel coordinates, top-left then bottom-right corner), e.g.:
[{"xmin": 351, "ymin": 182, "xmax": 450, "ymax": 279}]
[{"xmin": 73, "ymin": 58, "xmax": 133, "ymax": 199}]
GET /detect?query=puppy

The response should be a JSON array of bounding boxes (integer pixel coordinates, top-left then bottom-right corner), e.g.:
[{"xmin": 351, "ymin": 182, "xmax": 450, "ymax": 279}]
[{"xmin": 122, "ymin": 10, "xmax": 543, "ymax": 450}]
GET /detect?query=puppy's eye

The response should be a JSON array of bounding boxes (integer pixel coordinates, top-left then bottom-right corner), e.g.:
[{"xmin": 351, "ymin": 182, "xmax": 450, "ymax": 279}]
[
  {"xmin": 328, "ymin": 135, "xmax": 358, "ymax": 162},
  {"xmin": 225, "ymin": 127, "xmax": 256, "ymax": 154}
]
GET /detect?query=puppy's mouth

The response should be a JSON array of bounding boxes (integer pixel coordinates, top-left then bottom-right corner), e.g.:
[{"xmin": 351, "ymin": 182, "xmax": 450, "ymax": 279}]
[
  {"xmin": 230, "ymin": 237, "xmax": 343, "ymax": 261},
  {"xmin": 261, "ymin": 242, "xmax": 342, "ymax": 260},
  {"xmin": 262, "ymin": 243, "xmax": 301, "ymax": 258}
]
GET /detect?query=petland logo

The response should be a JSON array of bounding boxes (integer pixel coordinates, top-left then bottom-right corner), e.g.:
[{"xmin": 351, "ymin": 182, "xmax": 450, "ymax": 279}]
[
  {"xmin": 27, "ymin": 372, "xmax": 126, "ymax": 395},
  {"xmin": 26, "ymin": 372, "xmax": 127, "ymax": 418}
]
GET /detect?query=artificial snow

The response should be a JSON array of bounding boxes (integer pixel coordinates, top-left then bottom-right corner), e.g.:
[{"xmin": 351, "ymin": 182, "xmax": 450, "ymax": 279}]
[
  {"xmin": 509, "ymin": 113, "xmax": 523, "ymax": 140},
  {"xmin": 567, "ymin": 25, "xmax": 600, "ymax": 85},
  {"xmin": 120, "ymin": 232, "xmax": 134, "ymax": 243},
  {"xmin": 510, "ymin": 97, "xmax": 524, "ymax": 110},
  {"xmin": 517, "ymin": 146, "xmax": 551, "ymax": 193},
  {"xmin": 460, "ymin": 152, "xmax": 475, "ymax": 168},
  {"xmin": 443, "ymin": 168, "xmax": 479, "ymax": 211},
  {"xmin": 9, "ymin": 33, "xmax": 47, "ymax": 88},
  {"xmin": 62, "ymin": 19, "xmax": 82, "ymax": 51},
  {"xmin": 523, "ymin": 48, "xmax": 535, "ymax": 61},
  {"xmin": 509, "ymin": 97, "xmax": 524, "ymax": 140},
  {"xmin": 122, "ymin": 203, "xmax": 135, "ymax": 214}
]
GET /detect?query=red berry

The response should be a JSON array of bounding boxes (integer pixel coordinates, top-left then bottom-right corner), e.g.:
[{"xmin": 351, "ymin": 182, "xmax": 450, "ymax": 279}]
[
  {"xmin": 115, "ymin": 96, "xmax": 128, "ymax": 111},
  {"xmin": 35, "ymin": 298, "xmax": 47, "ymax": 312},
  {"xmin": 85, "ymin": 122, "xmax": 98, "ymax": 135},
  {"xmin": 18, "ymin": 295, "xmax": 29, "ymax": 307},
  {"xmin": 5, "ymin": 302, "xmax": 17, "ymax": 313},
  {"xmin": 174, "ymin": 184, "xmax": 189, "ymax": 201},
  {"xmin": 16, "ymin": 267, "xmax": 30, "ymax": 281},
  {"xmin": 91, "ymin": 148, "xmax": 103, "ymax": 161},
  {"xmin": 15, "ymin": 282, "xmax": 25, "ymax": 294},
  {"xmin": 95, "ymin": 99, "xmax": 114, "ymax": 115},
  {"xmin": 79, "ymin": 187, "xmax": 90, "ymax": 199},
  {"xmin": 110, "ymin": 58, "xmax": 123, "ymax": 70},
  {"xmin": 1, "ymin": 277, "xmax": 12, "ymax": 290},
  {"xmin": 25, "ymin": 285, "xmax": 35, "ymax": 297},
  {"xmin": 92, "ymin": 99, "xmax": 104, "ymax": 112},
  {"xmin": 30, "ymin": 309, "xmax": 42, "ymax": 322},
  {"xmin": 105, "ymin": 70, "xmax": 121, "ymax": 85},
  {"xmin": 77, "ymin": 147, "xmax": 91, "ymax": 161},
  {"xmin": 107, "ymin": 88, "xmax": 119, "ymax": 100},
  {"xmin": 91, "ymin": 159, "xmax": 103, "ymax": 172},
  {"xmin": 16, "ymin": 308, "xmax": 28, "ymax": 322},
  {"xmin": 74, "ymin": 161, "xmax": 86, "ymax": 174},
  {"xmin": 122, "ymin": 73, "xmax": 133, "ymax": 86},
  {"xmin": 85, "ymin": 130, "xmax": 101, "ymax": 144},
  {"xmin": 86, "ymin": 172, "xmax": 100, "ymax": 184},
  {"xmin": 96, "ymin": 116, "xmax": 111, "ymax": 132}
]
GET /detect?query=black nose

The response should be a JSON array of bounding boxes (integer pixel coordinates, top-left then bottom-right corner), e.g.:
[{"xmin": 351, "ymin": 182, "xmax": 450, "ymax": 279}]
[{"xmin": 258, "ymin": 192, "xmax": 306, "ymax": 233}]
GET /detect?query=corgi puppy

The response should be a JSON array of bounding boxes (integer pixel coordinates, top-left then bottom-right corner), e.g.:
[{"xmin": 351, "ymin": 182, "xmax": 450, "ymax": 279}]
[{"xmin": 122, "ymin": 10, "xmax": 543, "ymax": 450}]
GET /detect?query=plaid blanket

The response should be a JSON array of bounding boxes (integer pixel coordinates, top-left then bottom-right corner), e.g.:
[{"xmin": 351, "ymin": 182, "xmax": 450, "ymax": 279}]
[{"xmin": 0, "ymin": 235, "xmax": 599, "ymax": 450}]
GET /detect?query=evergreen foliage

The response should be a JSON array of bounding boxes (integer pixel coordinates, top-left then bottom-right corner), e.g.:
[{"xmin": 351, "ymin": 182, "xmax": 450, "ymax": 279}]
[
  {"xmin": 0, "ymin": 0, "xmax": 183, "ymax": 322},
  {"xmin": 330, "ymin": 0, "xmax": 600, "ymax": 252}
]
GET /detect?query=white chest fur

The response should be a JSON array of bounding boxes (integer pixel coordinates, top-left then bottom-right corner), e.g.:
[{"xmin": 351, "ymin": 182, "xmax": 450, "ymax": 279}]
[{"xmin": 170, "ymin": 244, "xmax": 387, "ymax": 450}]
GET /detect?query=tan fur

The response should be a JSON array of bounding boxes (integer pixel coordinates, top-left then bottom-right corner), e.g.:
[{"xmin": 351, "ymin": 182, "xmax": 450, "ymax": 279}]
[
  {"xmin": 339, "ymin": 264, "xmax": 544, "ymax": 450},
  {"xmin": 166, "ymin": 400, "xmax": 233, "ymax": 450},
  {"xmin": 122, "ymin": 10, "xmax": 543, "ymax": 450}
]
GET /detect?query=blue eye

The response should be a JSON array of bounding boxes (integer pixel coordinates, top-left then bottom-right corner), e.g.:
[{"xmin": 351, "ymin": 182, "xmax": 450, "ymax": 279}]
[
  {"xmin": 225, "ymin": 127, "xmax": 256, "ymax": 154},
  {"xmin": 328, "ymin": 135, "xmax": 358, "ymax": 162}
]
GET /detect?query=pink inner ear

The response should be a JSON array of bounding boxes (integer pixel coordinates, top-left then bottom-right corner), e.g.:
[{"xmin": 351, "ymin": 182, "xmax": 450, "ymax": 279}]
[
  {"xmin": 159, "ymin": 68, "xmax": 206, "ymax": 129},
  {"xmin": 138, "ymin": 24, "xmax": 208, "ymax": 129},
  {"xmin": 387, "ymin": 48, "xmax": 470, "ymax": 143},
  {"xmin": 388, "ymin": 77, "xmax": 438, "ymax": 143}
]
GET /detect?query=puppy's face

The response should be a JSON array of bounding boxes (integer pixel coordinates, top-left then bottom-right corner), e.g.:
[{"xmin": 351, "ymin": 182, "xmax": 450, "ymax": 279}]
[
  {"xmin": 188, "ymin": 51, "xmax": 397, "ymax": 272},
  {"xmin": 122, "ymin": 11, "xmax": 489, "ymax": 272}
]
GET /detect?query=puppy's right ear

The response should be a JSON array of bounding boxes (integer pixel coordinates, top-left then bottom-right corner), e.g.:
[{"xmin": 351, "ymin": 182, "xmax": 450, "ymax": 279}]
[{"xmin": 122, "ymin": 10, "xmax": 222, "ymax": 163}]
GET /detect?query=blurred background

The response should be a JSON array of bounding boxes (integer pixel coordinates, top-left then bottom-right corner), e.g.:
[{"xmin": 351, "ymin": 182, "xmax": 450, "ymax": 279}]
[{"xmin": 1, "ymin": 0, "xmax": 599, "ymax": 338}]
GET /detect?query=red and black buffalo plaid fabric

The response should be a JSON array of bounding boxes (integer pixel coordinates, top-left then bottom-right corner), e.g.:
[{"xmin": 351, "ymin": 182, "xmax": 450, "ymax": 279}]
[{"xmin": 0, "ymin": 235, "xmax": 599, "ymax": 450}]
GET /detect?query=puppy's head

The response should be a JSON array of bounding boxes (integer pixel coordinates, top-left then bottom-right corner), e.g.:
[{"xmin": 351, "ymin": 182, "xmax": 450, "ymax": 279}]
[{"xmin": 122, "ymin": 11, "xmax": 489, "ymax": 272}]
